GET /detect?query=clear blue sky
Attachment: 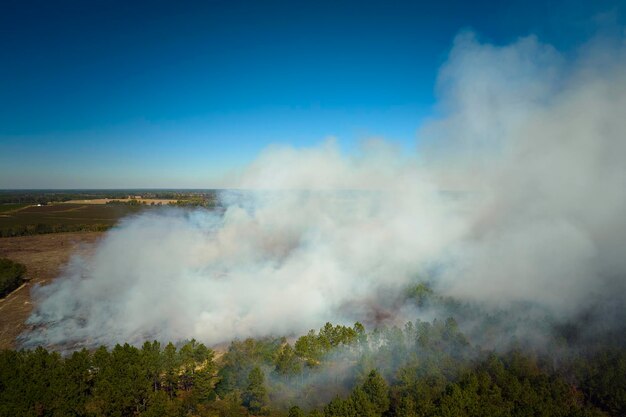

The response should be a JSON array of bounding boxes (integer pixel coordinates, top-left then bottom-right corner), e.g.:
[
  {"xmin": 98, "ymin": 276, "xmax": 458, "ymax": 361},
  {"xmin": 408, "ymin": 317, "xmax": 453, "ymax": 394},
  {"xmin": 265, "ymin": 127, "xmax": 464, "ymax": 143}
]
[{"xmin": 0, "ymin": 0, "xmax": 622, "ymax": 188}]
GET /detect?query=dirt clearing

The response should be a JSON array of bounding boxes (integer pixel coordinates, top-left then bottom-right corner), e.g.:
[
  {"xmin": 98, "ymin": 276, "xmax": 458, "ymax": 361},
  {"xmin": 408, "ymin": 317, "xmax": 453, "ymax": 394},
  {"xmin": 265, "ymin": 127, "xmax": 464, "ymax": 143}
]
[{"xmin": 0, "ymin": 232, "xmax": 103, "ymax": 349}]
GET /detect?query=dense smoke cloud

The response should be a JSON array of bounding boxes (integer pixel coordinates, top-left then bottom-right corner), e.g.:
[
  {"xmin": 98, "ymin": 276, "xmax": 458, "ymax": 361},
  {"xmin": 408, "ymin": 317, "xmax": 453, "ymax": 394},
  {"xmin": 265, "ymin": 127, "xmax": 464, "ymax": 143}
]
[
  {"xmin": 23, "ymin": 32, "xmax": 626, "ymax": 348},
  {"xmin": 427, "ymin": 33, "xmax": 626, "ymax": 316}
]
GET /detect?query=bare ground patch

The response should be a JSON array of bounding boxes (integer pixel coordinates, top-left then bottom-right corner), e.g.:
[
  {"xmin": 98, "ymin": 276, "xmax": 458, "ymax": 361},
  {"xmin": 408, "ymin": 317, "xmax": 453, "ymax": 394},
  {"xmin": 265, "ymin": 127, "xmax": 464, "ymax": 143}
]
[{"xmin": 0, "ymin": 232, "xmax": 103, "ymax": 349}]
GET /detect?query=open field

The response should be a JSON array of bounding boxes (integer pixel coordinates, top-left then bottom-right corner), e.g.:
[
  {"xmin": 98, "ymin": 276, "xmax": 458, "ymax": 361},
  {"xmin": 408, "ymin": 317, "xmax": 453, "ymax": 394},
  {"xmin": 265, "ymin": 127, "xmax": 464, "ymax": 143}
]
[
  {"xmin": 0, "ymin": 203, "xmax": 30, "ymax": 213},
  {"xmin": 0, "ymin": 203, "xmax": 159, "ymax": 237},
  {"xmin": 0, "ymin": 232, "xmax": 103, "ymax": 349},
  {"xmin": 0, "ymin": 203, "xmax": 145, "ymax": 226},
  {"xmin": 0, "ymin": 191, "xmax": 218, "ymax": 238}
]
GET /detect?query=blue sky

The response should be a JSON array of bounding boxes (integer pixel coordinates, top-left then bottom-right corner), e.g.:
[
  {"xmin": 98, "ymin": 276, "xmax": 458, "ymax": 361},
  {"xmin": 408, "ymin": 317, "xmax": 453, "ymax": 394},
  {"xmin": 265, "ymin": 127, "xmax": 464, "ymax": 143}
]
[{"xmin": 0, "ymin": 0, "xmax": 622, "ymax": 188}]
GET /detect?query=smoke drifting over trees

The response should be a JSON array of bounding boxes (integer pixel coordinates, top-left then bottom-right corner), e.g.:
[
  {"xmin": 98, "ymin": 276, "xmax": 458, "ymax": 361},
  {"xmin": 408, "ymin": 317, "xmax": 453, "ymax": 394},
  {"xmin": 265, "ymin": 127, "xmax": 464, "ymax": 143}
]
[{"xmin": 22, "ymin": 32, "xmax": 626, "ymax": 350}]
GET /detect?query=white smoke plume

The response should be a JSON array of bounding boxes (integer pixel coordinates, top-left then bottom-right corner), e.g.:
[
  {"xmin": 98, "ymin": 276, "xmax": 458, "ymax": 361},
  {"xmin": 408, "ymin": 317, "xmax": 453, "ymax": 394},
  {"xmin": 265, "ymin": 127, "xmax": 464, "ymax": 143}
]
[{"xmin": 23, "ymin": 32, "xmax": 626, "ymax": 348}]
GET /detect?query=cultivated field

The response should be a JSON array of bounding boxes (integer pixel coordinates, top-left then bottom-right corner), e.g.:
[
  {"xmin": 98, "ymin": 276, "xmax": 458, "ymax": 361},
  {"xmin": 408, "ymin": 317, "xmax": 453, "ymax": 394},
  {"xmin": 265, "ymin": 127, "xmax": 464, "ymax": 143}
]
[
  {"xmin": 0, "ymin": 203, "xmax": 147, "ymax": 227},
  {"xmin": 0, "ymin": 203, "xmax": 165, "ymax": 237},
  {"xmin": 0, "ymin": 232, "xmax": 102, "ymax": 349}
]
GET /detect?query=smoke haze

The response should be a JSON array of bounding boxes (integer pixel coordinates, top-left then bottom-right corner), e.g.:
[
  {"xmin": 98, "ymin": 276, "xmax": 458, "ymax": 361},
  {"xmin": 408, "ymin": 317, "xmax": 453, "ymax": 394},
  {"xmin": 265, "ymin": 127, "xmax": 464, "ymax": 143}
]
[{"xmin": 23, "ymin": 32, "xmax": 626, "ymax": 349}]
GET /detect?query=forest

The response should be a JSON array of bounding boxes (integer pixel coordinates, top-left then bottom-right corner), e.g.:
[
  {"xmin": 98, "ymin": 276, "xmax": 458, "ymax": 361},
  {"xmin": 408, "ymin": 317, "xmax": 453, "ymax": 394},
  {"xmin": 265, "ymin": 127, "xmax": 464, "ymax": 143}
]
[
  {"xmin": 1, "ymin": 309, "xmax": 624, "ymax": 417},
  {"xmin": 0, "ymin": 257, "xmax": 26, "ymax": 298}
]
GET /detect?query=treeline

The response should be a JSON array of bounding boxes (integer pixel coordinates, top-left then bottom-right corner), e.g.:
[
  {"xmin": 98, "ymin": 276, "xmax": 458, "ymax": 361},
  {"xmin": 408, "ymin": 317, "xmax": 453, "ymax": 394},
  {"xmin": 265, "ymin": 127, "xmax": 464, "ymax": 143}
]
[
  {"xmin": 0, "ymin": 223, "xmax": 111, "ymax": 238},
  {"xmin": 2, "ymin": 319, "xmax": 624, "ymax": 416},
  {"xmin": 0, "ymin": 340, "xmax": 217, "ymax": 417},
  {"xmin": 0, "ymin": 192, "xmax": 114, "ymax": 205},
  {"xmin": 105, "ymin": 200, "xmax": 146, "ymax": 206},
  {"xmin": 0, "ymin": 190, "xmax": 219, "ymax": 205},
  {"xmin": 0, "ymin": 257, "xmax": 26, "ymax": 298},
  {"xmin": 168, "ymin": 196, "xmax": 217, "ymax": 208},
  {"xmin": 105, "ymin": 197, "xmax": 217, "ymax": 208},
  {"xmin": 144, "ymin": 191, "xmax": 218, "ymax": 201}
]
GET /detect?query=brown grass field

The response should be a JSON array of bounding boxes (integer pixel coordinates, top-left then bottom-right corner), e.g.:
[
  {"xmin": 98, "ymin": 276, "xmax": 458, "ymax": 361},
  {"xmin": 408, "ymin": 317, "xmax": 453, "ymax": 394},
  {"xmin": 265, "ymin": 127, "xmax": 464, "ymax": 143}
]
[{"xmin": 0, "ymin": 232, "xmax": 103, "ymax": 349}]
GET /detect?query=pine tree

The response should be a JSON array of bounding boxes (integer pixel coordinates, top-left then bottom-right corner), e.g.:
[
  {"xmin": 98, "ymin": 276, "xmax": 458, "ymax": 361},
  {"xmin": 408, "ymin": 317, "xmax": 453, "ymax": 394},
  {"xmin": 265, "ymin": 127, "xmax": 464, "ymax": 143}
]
[
  {"xmin": 395, "ymin": 395, "xmax": 418, "ymax": 417},
  {"xmin": 349, "ymin": 387, "xmax": 376, "ymax": 417},
  {"xmin": 243, "ymin": 366, "xmax": 268, "ymax": 414},
  {"xmin": 275, "ymin": 344, "xmax": 302, "ymax": 376},
  {"xmin": 361, "ymin": 370, "xmax": 389, "ymax": 416},
  {"xmin": 288, "ymin": 405, "xmax": 305, "ymax": 417}
]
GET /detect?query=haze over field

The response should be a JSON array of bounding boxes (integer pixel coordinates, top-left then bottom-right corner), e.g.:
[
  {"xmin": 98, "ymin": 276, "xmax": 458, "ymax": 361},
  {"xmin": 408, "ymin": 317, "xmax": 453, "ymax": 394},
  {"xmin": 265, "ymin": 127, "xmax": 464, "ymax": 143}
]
[{"xmin": 23, "ymin": 32, "xmax": 626, "ymax": 349}]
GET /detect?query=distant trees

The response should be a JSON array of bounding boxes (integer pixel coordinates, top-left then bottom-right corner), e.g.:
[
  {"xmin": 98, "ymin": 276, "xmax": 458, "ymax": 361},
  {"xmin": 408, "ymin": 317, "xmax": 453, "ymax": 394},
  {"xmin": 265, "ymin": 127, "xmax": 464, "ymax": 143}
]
[
  {"xmin": 168, "ymin": 196, "xmax": 216, "ymax": 208},
  {"xmin": 105, "ymin": 198, "xmax": 143, "ymax": 206},
  {"xmin": 0, "ymin": 190, "xmax": 219, "ymax": 205},
  {"xmin": 0, "ymin": 223, "xmax": 111, "ymax": 238},
  {"xmin": 0, "ymin": 257, "xmax": 26, "ymax": 298}
]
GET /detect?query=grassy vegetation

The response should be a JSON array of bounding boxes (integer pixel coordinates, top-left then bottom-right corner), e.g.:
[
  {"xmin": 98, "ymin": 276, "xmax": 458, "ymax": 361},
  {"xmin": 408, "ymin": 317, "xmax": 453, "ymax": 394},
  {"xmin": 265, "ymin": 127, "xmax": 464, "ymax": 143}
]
[
  {"xmin": 0, "ymin": 258, "xmax": 26, "ymax": 298},
  {"xmin": 0, "ymin": 204, "xmax": 146, "ymax": 237},
  {"xmin": 0, "ymin": 223, "xmax": 113, "ymax": 238},
  {"xmin": 0, "ymin": 204, "xmax": 30, "ymax": 213}
]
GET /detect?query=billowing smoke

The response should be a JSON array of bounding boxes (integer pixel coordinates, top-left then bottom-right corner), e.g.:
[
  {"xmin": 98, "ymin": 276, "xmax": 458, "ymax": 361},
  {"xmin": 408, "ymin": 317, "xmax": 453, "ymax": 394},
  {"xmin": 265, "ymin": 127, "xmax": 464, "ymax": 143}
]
[
  {"xmin": 23, "ymin": 32, "xmax": 626, "ymax": 349},
  {"xmin": 428, "ymin": 33, "xmax": 626, "ymax": 317}
]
